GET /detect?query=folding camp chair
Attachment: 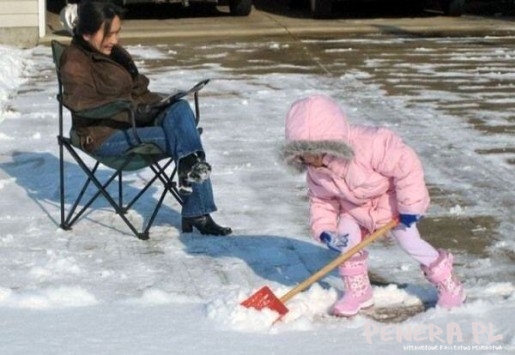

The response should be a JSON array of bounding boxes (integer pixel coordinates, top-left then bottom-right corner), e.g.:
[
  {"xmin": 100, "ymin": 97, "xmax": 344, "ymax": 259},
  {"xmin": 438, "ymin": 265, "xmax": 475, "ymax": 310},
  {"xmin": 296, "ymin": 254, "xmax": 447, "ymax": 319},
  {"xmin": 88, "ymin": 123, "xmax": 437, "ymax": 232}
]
[{"xmin": 51, "ymin": 40, "xmax": 208, "ymax": 240}]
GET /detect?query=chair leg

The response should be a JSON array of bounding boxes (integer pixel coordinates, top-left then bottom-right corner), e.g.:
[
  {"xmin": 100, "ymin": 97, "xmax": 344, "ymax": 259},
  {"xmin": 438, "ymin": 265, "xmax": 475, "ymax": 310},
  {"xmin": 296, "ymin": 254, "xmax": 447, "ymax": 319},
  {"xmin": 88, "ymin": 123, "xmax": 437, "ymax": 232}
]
[
  {"xmin": 132, "ymin": 160, "xmax": 182, "ymax": 236},
  {"xmin": 60, "ymin": 141, "xmax": 182, "ymax": 240},
  {"xmin": 61, "ymin": 143, "xmax": 149, "ymax": 239},
  {"xmin": 64, "ymin": 161, "xmax": 113, "ymax": 227},
  {"xmin": 118, "ymin": 171, "xmax": 123, "ymax": 209},
  {"xmin": 58, "ymin": 136, "xmax": 71, "ymax": 230},
  {"xmin": 151, "ymin": 161, "xmax": 183, "ymax": 205}
]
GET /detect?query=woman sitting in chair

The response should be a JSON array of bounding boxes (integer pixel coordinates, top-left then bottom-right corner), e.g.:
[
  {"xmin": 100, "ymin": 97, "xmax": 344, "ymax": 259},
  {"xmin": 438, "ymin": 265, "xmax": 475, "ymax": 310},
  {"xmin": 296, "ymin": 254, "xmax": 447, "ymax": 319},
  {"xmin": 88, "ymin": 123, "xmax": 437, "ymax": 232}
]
[{"xmin": 59, "ymin": 1, "xmax": 231, "ymax": 236}]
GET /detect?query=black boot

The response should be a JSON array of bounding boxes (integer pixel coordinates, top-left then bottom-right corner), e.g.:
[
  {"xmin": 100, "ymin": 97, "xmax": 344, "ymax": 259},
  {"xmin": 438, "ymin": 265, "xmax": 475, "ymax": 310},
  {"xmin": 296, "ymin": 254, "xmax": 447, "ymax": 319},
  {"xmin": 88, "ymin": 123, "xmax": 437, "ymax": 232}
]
[
  {"xmin": 178, "ymin": 152, "xmax": 211, "ymax": 195},
  {"xmin": 182, "ymin": 214, "xmax": 232, "ymax": 236}
]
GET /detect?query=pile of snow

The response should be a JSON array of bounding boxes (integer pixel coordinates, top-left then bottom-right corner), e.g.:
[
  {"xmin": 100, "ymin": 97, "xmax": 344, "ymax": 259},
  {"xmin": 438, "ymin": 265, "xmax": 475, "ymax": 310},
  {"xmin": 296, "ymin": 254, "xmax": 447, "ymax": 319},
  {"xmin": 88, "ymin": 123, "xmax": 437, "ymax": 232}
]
[{"xmin": 0, "ymin": 45, "xmax": 32, "ymax": 119}]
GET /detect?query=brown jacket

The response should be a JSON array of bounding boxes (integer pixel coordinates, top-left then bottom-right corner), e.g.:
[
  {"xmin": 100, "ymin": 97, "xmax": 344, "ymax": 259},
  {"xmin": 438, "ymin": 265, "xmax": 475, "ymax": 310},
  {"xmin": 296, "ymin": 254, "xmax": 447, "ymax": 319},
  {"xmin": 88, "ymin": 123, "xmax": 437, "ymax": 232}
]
[{"xmin": 59, "ymin": 37, "xmax": 162, "ymax": 152}]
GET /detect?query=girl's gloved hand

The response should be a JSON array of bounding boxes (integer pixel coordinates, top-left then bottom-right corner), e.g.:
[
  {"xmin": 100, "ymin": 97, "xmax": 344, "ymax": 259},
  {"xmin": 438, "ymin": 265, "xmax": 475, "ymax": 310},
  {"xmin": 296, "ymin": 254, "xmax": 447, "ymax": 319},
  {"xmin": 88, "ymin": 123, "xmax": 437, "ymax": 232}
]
[
  {"xmin": 320, "ymin": 231, "xmax": 349, "ymax": 252},
  {"xmin": 399, "ymin": 214, "xmax": 422, "ymax": 227}
]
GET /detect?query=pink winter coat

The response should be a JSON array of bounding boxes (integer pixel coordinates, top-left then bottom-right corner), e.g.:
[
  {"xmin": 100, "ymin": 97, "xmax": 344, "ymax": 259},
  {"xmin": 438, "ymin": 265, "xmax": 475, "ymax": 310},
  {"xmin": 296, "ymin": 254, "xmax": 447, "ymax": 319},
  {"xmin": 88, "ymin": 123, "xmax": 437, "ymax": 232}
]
[{"xmin": 281, "ymin": 95, "xmax": 429, "ymax": 240}]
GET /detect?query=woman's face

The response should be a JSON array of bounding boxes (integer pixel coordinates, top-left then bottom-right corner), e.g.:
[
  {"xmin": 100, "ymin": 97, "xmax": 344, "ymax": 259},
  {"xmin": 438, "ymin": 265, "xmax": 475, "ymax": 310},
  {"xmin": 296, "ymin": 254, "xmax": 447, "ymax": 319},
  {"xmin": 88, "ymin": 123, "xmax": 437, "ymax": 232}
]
[{"xmin": 83, "ymin": 15, "xmax": 121, "ymax": 56}]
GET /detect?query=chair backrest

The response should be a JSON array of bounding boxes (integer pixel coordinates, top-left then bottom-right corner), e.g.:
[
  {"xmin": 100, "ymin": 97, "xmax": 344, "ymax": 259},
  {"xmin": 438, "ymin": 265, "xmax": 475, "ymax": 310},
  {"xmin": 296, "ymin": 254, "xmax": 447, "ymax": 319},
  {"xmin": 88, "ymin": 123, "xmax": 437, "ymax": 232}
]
[
  {"xmin": 51, "ymin": 40, "xmax": 68, "ymax": 97},
  {"xmin": 51, "ymin": 40, "xmax": 67, "ymax": 73},
  {"xmin": 51, "ymin": 40, "xmax": 69, "ymax": 142}
]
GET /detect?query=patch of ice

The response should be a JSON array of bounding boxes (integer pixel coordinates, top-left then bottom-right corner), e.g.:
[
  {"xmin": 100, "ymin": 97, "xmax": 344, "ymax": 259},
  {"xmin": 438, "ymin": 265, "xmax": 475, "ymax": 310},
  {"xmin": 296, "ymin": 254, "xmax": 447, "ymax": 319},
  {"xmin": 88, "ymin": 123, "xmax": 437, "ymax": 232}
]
[{"xmin": 450, "ymin": 204, "xmax": 464, "ymax": 215}]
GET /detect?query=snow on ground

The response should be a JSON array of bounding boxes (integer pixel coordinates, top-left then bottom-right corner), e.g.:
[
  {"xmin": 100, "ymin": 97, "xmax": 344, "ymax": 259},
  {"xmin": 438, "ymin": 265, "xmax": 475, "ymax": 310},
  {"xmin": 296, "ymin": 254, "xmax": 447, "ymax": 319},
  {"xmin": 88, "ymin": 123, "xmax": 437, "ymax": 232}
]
[{"xmin": 0, "ymin": 36, "xmax": 514, "ymax": 354}]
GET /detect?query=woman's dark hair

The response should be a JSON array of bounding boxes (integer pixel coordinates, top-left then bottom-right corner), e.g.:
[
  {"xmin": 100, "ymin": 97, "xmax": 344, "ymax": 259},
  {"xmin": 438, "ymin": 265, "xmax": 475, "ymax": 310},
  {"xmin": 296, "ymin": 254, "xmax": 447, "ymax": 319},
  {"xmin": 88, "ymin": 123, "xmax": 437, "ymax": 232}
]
[{"xmin": 75, "ymin": 1, "xmax": 125, "ymax": 37}]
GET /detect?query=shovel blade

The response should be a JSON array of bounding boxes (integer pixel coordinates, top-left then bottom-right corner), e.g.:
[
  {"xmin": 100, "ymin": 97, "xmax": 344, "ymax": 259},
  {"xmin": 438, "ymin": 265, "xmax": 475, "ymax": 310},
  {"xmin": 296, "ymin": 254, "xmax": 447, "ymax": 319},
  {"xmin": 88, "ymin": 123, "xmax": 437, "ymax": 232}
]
[{"xmin": 241, "ymin": 286, "xmax": 289, "ymax": 316}]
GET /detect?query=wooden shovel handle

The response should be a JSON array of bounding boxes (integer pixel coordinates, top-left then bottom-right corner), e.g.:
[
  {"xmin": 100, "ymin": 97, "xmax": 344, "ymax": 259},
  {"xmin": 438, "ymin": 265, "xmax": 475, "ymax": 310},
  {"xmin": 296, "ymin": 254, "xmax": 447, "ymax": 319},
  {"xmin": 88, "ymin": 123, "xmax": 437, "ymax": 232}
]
[{"xmin": 279, "ymin": 219, "xmax": 398, "ymax": 304}]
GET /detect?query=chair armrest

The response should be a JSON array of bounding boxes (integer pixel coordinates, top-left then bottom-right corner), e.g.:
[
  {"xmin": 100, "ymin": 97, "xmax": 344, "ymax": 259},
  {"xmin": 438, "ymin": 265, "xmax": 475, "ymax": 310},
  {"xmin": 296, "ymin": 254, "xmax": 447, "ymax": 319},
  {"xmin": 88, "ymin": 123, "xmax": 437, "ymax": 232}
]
[
  {"xmin": 153, "ymin": 79, "xmax": 210, "ymax": 109},
  {"xmin": 73, "ymin": 99, "xmax": 134, "ymax": 119}
]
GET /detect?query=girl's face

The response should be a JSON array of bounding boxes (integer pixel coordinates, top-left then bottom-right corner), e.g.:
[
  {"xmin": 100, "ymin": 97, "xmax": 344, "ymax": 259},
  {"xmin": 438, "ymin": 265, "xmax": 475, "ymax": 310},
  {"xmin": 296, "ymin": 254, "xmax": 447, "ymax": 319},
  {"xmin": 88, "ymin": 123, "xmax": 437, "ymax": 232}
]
[
  {"xmin": 299, "ymin": 154, "xmax": 324, "ymax": 168},
  {"xmin": 83, "ymin": 15, "xmax": 121, "ymax": 56}
]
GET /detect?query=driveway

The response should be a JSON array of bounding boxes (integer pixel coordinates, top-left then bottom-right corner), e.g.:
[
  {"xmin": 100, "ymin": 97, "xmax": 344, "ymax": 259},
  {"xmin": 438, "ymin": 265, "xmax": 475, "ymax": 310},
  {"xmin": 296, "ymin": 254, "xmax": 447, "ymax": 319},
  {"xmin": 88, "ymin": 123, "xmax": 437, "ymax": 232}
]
[
  {"xmin": 43, "ymin": 0, "xmax": 515, "ymax": 44},
  {"xmin": 40, "ymin": 0, "xmax": 515, "ymax": 260}
]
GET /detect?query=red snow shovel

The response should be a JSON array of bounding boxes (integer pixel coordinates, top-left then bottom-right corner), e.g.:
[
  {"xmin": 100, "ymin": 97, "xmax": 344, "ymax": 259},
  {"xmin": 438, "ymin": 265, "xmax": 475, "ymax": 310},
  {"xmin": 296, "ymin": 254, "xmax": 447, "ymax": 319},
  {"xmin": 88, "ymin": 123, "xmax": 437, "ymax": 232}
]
[{"xmin": 241, "ymin": 219, "xmax": 399, "ymax": 318}]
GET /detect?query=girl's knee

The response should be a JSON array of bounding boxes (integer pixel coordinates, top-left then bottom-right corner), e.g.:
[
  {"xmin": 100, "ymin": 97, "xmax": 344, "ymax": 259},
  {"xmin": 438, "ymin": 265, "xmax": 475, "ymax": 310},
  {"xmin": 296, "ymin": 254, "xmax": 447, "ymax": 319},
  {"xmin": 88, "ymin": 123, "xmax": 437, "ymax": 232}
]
[{"xmin": 338, "ymin": 215, "xmax": 360, "ymax": 234}]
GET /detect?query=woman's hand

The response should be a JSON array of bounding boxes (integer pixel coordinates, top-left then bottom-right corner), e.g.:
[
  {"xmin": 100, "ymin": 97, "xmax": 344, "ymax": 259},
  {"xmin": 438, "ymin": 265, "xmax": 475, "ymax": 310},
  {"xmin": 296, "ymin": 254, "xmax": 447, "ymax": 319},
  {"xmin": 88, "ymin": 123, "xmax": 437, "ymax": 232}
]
[{"xmin": 135, "ymin": 104, "xmax": 160, "ymax": 124}]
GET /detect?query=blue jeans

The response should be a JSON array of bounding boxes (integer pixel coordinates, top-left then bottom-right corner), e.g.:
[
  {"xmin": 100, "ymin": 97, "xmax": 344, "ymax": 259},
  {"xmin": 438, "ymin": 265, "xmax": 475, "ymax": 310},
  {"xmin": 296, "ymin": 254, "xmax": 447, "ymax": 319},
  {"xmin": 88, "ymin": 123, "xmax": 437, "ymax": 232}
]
[{"xmin": 93, "ymin": 100, "xmax": 217, "ymax": 218}]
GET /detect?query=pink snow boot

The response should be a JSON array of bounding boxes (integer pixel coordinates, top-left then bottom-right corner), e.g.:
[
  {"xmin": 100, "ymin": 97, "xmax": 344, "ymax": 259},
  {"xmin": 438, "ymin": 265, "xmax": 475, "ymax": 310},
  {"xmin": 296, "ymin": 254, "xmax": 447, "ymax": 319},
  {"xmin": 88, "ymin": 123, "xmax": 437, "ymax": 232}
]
[
  {"xmin": 421, "ymin": 249, "xmax": 466, "ymax": 309},
  {"xmin": 332, "ymin": 251, "xmax": 374, "ymax": 317}
]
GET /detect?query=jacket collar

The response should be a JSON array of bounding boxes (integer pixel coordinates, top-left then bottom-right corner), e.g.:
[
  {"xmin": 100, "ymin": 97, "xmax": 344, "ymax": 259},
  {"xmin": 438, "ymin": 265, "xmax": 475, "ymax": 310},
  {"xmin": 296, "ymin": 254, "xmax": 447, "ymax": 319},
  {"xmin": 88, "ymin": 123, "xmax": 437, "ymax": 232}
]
[
  {"xmin": 71, "ymin": 35, "xmax": 107, "ymax": 59},
  {"xmin": 71, "ymin": 35, "xmax": 139, "ymax": 78}
]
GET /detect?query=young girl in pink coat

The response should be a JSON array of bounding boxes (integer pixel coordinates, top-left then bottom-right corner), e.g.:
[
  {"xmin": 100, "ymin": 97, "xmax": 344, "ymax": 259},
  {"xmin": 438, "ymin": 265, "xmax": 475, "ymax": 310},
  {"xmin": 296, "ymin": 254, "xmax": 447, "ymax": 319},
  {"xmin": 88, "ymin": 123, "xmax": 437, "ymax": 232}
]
[{"xmin": 281, "ymin": 94, "xmax": 465, "ymax": 317}]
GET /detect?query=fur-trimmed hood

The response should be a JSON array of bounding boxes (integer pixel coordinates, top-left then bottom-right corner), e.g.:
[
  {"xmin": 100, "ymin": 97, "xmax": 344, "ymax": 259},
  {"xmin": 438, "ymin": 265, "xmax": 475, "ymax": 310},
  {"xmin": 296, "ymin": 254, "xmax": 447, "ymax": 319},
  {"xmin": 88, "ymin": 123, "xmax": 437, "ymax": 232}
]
[{"xmin": 281, "ymin": 95, "xmax": 354, "ymax": 171}]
